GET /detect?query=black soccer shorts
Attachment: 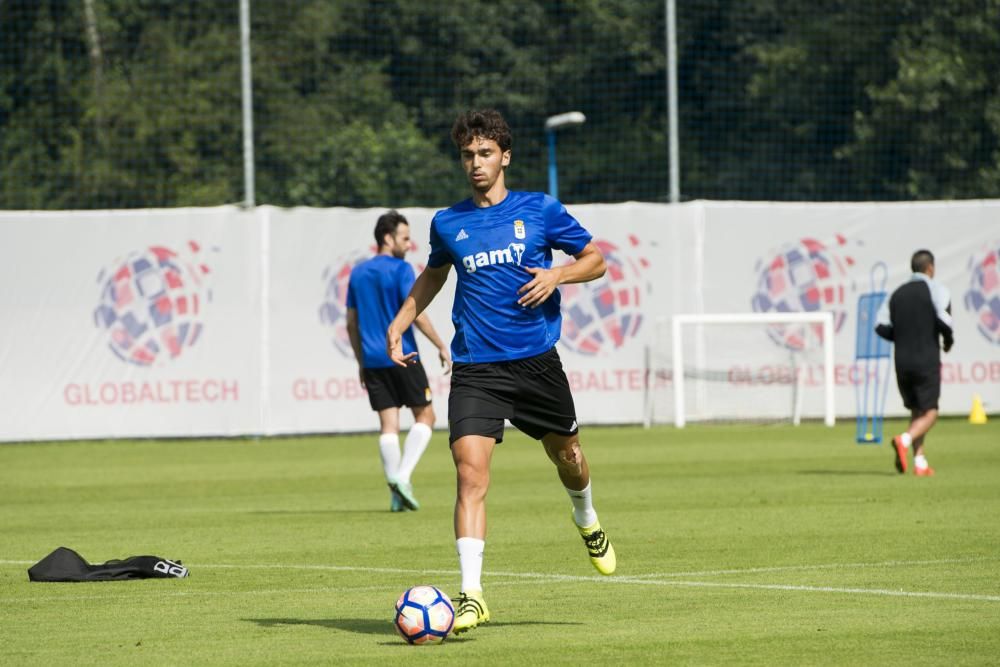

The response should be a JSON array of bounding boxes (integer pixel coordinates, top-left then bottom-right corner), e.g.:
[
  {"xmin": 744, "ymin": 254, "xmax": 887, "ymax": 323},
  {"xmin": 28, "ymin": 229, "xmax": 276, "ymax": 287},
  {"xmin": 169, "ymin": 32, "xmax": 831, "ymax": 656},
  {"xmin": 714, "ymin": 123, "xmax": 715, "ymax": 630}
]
[
  {"xmin": 363, "ymin": 362, "xmax": 432, "ymax": 411},
  {"xmin": 447, "ymin": 347, "xmax": 579, "ymax": 444},
  {"xmin": 895, "ymin": 366, "xmax": 940, "ymax": 412}
]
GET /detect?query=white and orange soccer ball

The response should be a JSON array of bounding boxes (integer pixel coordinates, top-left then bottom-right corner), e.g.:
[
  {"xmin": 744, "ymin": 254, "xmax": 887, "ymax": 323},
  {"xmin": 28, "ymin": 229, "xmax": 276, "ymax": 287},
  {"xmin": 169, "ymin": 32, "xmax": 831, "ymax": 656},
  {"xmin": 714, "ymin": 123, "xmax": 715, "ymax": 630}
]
[{"xmin": 393, "ymin": 585, "xmax": 454, "ymax": 645}]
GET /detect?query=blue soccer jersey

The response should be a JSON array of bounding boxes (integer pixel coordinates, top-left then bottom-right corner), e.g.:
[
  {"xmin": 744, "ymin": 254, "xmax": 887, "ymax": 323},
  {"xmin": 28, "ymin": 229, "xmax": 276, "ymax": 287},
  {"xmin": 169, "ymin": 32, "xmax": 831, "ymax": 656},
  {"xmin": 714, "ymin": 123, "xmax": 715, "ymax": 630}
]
[
  {"xmin": 428, "ymin": 190, "xmax": 592, "ymax": 363},
  {"xmin": 346, "ymin": 255, "xmax": 419, "ymax": 368}
]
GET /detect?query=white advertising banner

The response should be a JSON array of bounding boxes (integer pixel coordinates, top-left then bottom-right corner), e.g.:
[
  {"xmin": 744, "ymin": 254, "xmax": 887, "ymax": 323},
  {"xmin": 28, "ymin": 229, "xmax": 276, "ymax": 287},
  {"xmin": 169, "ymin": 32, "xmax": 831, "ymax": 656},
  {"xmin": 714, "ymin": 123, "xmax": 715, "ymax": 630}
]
[
  {"xmin": 685, "ymin": 200, "xmax": 1000, "ymax": 420},
  {"xmin": 0, "ymin": 200, "xmax": 997, "ymax": 441},
  {"xmin": 0, "ymin": 207, "xmax": 263, "ymax": 440}
]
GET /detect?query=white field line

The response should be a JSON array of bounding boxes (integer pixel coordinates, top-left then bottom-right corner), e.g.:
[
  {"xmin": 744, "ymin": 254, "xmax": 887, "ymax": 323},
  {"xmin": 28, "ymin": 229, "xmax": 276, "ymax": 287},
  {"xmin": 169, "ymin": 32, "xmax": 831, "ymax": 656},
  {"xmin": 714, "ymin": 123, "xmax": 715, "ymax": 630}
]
[
  {"xmin": 2, "ymin": 557, "xmax": 998, "ymax": 604},
  {"xmin": 625, "ymin": 556, "xmax": 997, "ymax": 579}
]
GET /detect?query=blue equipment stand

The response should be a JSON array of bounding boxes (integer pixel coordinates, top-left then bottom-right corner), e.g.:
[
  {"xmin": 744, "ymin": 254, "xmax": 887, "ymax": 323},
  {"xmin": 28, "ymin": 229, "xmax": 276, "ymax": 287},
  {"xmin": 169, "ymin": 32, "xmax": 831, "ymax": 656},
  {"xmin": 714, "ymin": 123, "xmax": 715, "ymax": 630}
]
[{"xmin": 854, "ymin": 263, "xmax": 892, "ymax": 444}]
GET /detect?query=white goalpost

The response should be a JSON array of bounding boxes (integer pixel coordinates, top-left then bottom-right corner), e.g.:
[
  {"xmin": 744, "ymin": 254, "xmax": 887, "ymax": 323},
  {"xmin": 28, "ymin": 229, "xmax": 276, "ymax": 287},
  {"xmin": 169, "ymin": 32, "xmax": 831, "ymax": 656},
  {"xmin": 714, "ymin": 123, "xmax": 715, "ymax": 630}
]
[{"xmin": 650, "ymin": 312, "xmax": 836, "ymax": 428}]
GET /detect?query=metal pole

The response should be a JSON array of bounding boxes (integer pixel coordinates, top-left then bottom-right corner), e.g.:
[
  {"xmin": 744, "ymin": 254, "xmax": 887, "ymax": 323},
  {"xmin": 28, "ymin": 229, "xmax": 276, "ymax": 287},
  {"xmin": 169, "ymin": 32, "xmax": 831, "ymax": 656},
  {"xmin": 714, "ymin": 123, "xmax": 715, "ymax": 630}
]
[
  {"xmin": 666, "ymin": 0, "xmax": 680, "ymax": 203},
  {"xmin": 672, "ymin": 315, "xmax": 685, "ymax": 428},
  {"xmin": 823, "ymin": 313, "xmax": 836, "ymax": 427},
  {"xmin": 547, "ymin": 130, "xmax": 558, "ymax": 199},
  {"xmin": 240, "ymin": 0, "xmax": 256, "ymax": 208}
]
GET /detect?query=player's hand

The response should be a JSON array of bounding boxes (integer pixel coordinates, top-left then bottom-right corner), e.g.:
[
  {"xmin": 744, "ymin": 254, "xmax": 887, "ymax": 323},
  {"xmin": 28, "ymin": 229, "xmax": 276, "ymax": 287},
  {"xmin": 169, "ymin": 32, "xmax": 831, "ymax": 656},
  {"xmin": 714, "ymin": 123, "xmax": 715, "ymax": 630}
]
[
  {"xmin": 386, "ymin": 328, "xmax": 418, "ymax": 367},
  {"xmin": 517, "ymin": 266, "xmax": 561, "ymax": 309},
  {"xmin": 438, "ymin": 347, "xmax": 452, "ymax": 375}
]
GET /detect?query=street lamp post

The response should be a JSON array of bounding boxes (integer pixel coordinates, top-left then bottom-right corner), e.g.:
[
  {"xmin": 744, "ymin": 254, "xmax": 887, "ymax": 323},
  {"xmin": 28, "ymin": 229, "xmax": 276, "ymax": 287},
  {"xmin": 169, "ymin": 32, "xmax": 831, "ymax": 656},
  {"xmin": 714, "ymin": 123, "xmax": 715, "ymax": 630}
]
[{"xmin": 544, "ymin": 111, "xmax": 586, "ymax": 200}]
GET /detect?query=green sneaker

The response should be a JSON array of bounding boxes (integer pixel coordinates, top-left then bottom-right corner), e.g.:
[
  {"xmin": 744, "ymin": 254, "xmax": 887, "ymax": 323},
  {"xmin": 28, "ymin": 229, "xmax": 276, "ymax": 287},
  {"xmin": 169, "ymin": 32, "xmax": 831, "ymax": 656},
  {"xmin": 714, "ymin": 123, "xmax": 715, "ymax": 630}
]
[
  {"xmin": 387, "ymin": 478, "xmax": 419, "ymax": 511},
  {"xmin": 576, "ymin": 517, "xmax": 616, "ymax": 575},
  {"xmin": 389, "ymin": 489, "xmax": 405, "ymax": 512},
  {"xmin": 452, "ymin": 590, "xmax": 490, "ymax": 634}
]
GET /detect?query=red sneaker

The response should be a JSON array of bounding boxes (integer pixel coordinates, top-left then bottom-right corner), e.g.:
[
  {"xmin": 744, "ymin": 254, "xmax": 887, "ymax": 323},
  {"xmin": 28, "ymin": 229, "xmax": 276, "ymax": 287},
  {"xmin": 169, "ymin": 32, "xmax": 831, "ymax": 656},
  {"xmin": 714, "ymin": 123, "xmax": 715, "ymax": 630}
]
[
  {"xmin": 891, "ymin": 435, "xmax": 908, "ymax": 474},
  {"xmin": 914, "ymin": 466, "xmax": 935, "ymax": 477}
]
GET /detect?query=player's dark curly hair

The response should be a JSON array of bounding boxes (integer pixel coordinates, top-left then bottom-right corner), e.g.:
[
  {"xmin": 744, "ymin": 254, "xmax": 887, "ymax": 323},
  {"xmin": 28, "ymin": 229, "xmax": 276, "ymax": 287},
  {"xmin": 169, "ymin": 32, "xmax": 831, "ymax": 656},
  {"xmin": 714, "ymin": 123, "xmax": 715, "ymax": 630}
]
[
  {"xmin": 374, "ymin": 210, "xmax": 407, "ymax": 248},
  {"xmin": 911, "ymin": 249, "xmax": 935, "ymax": 273},
  {"xmin": 451, "ymin": 109, "xmax": 512, "ymax": 152}
]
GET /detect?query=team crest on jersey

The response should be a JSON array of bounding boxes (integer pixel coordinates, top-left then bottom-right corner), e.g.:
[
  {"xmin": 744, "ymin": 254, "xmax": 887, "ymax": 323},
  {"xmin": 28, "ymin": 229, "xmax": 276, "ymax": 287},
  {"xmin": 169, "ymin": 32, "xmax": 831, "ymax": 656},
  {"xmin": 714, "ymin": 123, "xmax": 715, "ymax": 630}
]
[{"xmin": 513, "ymin": 220, "xmax": 526, "ymax": 240}]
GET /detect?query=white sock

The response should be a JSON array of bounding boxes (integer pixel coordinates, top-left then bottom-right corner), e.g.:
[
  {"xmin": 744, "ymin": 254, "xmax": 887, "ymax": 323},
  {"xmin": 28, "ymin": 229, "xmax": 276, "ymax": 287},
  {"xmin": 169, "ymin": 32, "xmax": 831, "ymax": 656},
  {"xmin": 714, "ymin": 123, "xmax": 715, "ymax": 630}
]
[
  {"xmin": 378, "ymin": 433, "xmax": 401, "ymax": 481},
  {"xmin": 566, "ymin": 482, "xmax": 598, "ymax": 528},
  {"xmin": 397, "ymin": 423, "xmax": 432, "ymax": 484},
  {"xmin": 899, "ymin": 432, "xmax": 913, "ymax": 448},
  {"xmin": 914, "ymin": 454, "xmax": 929, "ymax": 469},
  {"xmin": 456, "ymin": 537, "xmax": 485, "ymax": 593}
]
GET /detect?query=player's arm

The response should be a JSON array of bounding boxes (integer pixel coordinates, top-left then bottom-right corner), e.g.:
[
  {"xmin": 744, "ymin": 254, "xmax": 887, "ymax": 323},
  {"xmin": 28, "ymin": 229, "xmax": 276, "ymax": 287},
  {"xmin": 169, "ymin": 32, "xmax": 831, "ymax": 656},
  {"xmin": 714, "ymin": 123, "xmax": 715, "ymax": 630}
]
[
  {"xmin": 873, "ymin": 295, "xmax": 894, "ymax": 341},
  {"xmin": 345, "ymin": 308, "xmax": 365, "ymax": 387},
  {"xmin": 931, "ymin": 283, "xmax": 954, "ymax": 352},
  {"xmin": 874, "ymin": 323, "xmax": 894, "ymax": 341},
  {"xmin": 387, "ymin": 264, "xmax": 451, "ymax": 367},
  {"xmin": 413, "ymin": 313, "xmax": 452, "ymax": 375},
  {"xmin": 517, "ymin": 241, "xmax": 606, "ymax": 309},
  {"xmin": 938, "ymin": 301, "xmax": 954, "ymax": 352}
]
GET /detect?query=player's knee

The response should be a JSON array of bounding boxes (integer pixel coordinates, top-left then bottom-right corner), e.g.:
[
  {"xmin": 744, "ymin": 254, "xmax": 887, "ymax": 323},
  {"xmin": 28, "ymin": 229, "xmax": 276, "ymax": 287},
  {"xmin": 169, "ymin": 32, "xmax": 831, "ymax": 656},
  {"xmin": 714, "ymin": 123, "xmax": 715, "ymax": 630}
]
[
  {"xmin": 419, "ymin": 405, "xmax": 436, "ymax": 426},
  {"xmin": 556, "ymin": 444, "xmax": 583, "ymax": 472},
  {"xmin": 457, "ymin": 471, "xmax": 489, "ymax": 501}
]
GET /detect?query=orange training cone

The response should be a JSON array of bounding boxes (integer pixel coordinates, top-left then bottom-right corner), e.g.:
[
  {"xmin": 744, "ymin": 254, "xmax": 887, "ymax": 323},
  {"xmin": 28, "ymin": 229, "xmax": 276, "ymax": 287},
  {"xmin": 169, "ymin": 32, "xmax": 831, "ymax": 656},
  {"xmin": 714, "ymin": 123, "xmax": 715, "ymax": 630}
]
[{"xmin": 969, "ymin": 394, "xmax": 988, "ymax": 425}]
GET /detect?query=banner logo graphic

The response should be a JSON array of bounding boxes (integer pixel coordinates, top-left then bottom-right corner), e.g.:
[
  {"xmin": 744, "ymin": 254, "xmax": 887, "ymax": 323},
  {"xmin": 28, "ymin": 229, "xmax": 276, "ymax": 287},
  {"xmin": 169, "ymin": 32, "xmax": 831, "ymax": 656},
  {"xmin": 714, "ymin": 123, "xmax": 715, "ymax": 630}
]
[
  {"xmin": 751, "ymin": 236, "xmax": 854, "ymax": 350},
  {"xmin": 964, "ymin": 242, "xmax": 1000, "ymax": 345},
  {"xmin": 93, "ymin": 241, "xmax": 214, "ymax": 367},
  {"xmin": 560, "ymin": 236, "xmax": 650, "ymax": 356}
]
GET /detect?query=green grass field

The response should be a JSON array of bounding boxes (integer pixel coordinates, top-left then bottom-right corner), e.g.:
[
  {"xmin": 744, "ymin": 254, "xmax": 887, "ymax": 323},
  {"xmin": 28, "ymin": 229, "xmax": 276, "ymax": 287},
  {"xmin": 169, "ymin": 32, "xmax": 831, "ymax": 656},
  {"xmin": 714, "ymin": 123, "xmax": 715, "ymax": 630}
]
[{"xmin": 2, "ymin": 419, "xmax": 998, "ymax": 666}]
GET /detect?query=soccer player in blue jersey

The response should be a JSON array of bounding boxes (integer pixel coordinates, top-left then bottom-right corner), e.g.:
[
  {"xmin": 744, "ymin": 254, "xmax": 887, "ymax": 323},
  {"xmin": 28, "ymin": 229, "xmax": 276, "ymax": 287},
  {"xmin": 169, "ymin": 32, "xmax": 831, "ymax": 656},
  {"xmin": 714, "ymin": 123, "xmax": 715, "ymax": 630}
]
[
  {"xmin": 387, "ymin": 109, "xmax": 617, "ymax": 634},
  {"xmin": 346, "ymin": 210, "xmax": 451, "ymax": 512}
]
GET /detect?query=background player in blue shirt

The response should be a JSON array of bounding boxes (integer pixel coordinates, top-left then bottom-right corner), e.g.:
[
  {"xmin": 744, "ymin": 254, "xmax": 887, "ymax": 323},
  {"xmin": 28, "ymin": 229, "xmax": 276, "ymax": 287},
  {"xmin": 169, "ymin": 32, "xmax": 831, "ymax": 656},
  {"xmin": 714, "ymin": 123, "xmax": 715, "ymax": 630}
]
[
  {"xmin": 387, "ymin": 110, "xmax": 617, "ymax": 634},
  {"xmin": 346, "ymin": 210, "xmax": 451, "ymax": 512}
]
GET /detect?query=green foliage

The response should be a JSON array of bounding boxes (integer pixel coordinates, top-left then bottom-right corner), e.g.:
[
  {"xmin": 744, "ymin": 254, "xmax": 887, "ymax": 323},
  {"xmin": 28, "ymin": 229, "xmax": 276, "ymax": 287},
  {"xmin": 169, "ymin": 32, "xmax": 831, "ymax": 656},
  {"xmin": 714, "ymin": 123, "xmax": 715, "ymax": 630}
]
[
  {"xmin": 1, "ymin": 0, "xmax": 998, "ymax": 208},
  {"xmin": 846, "ymin": 0, "xmax": 1000, "ymax": 198}
]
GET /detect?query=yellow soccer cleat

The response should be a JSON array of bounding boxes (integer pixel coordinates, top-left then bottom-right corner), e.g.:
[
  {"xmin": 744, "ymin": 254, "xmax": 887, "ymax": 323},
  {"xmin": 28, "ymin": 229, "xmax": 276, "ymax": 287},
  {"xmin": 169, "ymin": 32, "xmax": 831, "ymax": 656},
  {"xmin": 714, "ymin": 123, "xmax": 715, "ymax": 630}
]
[
  {"xmin": 577, "ymin": 517, "xmax": 617, "ymax": 575},
  {"xmin": 451, "ymin": 590, "xmax": 490, "ymax": 635}
]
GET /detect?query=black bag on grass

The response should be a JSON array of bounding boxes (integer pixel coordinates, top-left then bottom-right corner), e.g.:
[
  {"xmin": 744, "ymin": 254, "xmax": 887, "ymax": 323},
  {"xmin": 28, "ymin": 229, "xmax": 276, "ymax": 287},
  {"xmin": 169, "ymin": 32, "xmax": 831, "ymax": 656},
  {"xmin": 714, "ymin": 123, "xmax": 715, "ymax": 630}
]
[{"xmin": 28, "ymin": 547, "xmax": 189, "ymax": 582}]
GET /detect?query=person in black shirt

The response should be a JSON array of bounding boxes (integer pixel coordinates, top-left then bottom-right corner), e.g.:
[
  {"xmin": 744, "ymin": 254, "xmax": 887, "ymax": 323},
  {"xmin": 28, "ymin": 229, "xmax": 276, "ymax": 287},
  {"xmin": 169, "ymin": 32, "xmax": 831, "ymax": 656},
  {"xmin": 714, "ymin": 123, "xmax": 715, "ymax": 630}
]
[{"xmin": 875, "ymin": 249, "xmax": 953, "ymax": 476}]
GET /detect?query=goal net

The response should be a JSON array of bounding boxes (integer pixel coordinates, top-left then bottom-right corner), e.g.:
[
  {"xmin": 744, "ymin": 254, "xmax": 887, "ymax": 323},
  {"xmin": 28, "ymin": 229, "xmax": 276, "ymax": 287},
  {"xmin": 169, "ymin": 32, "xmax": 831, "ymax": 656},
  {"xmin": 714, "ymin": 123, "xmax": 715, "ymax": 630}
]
[{"xmin": 645, "ymin": 312, "xmax": 835, "ymax": 427}]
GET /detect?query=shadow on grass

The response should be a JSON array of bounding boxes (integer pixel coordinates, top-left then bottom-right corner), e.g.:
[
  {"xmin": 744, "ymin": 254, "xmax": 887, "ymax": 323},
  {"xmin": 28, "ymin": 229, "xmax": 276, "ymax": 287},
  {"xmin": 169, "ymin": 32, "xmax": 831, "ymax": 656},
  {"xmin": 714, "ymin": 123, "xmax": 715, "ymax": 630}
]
[
  {"xmin": 249, "ymin": 617, "xmax": 392, "ymax": 636},
  {"xmin": 248, "ymin": 617, "xmax": 583, "ymax": 640},
  {"xmin": 245, "ymin": 510, "xmax": 395, "ymax": 516},
  {"xmin": 797, "ymin": 469, "xmax": 896, "ymax": 476}
]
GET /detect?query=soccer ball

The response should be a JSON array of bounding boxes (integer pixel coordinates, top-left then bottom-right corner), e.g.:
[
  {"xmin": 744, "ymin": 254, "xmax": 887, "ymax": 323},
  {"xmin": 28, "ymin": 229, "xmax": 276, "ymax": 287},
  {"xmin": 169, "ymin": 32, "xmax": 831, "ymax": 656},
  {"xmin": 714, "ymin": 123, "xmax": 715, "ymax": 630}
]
[{"xmin": 393, "ymin": 585, "xmax": 454, "ymax": 645}]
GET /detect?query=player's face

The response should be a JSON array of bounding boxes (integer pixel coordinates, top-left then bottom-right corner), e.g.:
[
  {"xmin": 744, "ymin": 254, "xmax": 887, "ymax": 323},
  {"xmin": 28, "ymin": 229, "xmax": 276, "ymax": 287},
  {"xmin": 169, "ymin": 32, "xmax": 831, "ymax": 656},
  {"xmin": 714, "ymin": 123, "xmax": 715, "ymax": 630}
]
[
  {"xmin": 460, "ymin": 136, "xmax": 510, "ymax": 193},
  {"xmin": 388, "ymin": 223, "xmax": 411, "ymax": 259}
]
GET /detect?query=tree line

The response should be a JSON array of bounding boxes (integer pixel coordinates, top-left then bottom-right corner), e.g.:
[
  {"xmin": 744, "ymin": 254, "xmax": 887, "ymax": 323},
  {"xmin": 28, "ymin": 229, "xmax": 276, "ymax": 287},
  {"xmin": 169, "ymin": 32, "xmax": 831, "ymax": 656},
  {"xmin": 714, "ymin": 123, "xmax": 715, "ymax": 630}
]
[{"xmin": 1, "ymin": 0, "xmax": 997, "ymax": 209}]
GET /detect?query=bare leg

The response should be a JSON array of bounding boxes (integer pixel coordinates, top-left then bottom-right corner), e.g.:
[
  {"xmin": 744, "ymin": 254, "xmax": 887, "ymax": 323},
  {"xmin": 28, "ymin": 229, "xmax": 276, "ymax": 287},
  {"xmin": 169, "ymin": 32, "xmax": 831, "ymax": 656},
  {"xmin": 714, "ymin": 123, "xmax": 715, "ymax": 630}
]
[
  {"xmin": 411, "ymin": 403, "xmax": 435, "ymax": 427},
  {"xmin": 452, "ymin": 435, "xmax": 495, "ymax": 539},
  {"xmin": 908, "ymin": 408, "xmax": 937, "ymax": 459},
  {"xmin": 542, "ymin": 431, "xmax": 616, "ymax": 575},
  {"xmin": 451, "ymin": 435, "xmax": 495, "ymax": 603},
  {"xmin": 376, "ymin": 406, "xmax": 400, "ymax": 434},
  {"xmin": 541, "ymin": 431, "xmax": 590, "ymax": 491}
]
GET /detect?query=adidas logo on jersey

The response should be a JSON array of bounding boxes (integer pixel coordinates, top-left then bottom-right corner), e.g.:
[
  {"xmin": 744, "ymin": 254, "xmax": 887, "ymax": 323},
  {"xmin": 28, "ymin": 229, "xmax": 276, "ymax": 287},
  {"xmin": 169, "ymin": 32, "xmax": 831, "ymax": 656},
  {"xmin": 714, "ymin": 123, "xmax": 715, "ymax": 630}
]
[
  {"xmin": 461, "ymin": 243, "xmax": 526, "ymax": 273},
  {"xmin": 455, "ymin": 229, "xmax": 469, "ymax": 241}
]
